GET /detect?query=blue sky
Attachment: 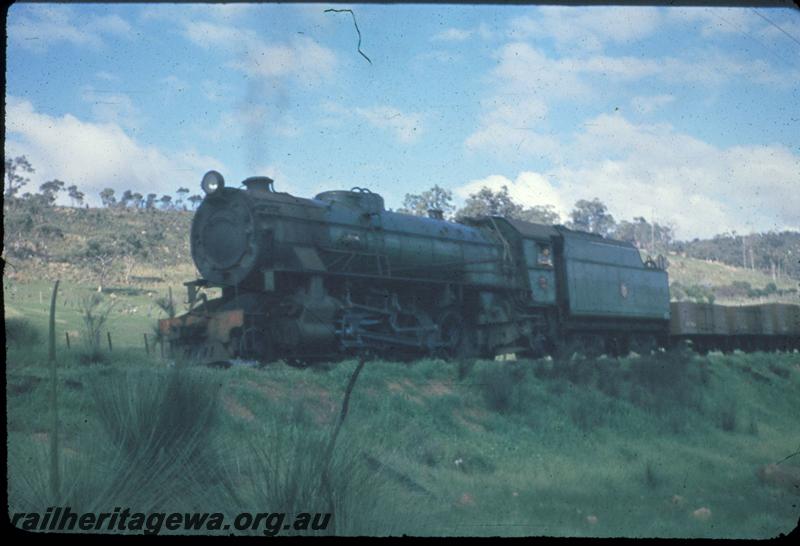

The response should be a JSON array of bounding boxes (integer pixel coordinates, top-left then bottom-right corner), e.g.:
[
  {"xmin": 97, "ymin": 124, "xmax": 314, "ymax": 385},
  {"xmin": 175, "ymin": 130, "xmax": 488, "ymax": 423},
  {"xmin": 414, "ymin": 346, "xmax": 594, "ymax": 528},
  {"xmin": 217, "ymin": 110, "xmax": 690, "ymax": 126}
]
[{"xmin": 5, "ymin": 3, "xmax": 800, "ymax": 238}]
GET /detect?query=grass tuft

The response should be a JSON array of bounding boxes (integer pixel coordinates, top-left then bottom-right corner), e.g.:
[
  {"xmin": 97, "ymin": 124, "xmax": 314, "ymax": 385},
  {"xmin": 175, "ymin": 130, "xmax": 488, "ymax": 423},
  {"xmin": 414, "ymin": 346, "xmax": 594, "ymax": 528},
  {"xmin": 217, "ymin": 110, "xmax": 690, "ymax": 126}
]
[{"xmin": 717, "ymin": 398, "xmax": 738, "ymax": 433}]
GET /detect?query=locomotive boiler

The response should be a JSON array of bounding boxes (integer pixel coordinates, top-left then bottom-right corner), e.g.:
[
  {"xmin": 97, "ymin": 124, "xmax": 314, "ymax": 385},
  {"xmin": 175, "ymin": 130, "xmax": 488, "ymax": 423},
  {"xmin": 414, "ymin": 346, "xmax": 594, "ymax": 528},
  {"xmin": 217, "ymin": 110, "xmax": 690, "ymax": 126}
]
[{"xmin": 160, "ymin": 170, "xmax": 676, "ymax": 363}]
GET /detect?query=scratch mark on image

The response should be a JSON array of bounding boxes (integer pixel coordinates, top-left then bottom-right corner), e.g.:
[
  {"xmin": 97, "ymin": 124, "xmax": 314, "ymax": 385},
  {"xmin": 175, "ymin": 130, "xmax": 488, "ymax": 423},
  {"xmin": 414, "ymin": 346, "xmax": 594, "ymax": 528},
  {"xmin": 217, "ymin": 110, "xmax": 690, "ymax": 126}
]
[{"xmin": 324, "ymin": 8, "xmax": 372, "ymax": 65}]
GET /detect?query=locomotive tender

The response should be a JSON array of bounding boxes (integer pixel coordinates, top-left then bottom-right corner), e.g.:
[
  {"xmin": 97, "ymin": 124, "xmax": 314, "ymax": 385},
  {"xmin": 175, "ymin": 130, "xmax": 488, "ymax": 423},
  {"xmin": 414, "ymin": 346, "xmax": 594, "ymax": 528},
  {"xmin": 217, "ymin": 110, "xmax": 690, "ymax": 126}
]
[{"xmin": 159, "ymin": 171, "xmax": 799, "ymax": 362}]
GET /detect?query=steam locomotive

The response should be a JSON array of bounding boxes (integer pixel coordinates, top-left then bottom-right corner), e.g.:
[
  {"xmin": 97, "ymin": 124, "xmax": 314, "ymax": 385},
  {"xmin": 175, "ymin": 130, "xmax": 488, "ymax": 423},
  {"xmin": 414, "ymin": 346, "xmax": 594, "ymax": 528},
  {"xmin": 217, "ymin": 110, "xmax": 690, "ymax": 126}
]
[{"xmin": 159, "ymin": 171, "xmax": 800, "ymax": 363}]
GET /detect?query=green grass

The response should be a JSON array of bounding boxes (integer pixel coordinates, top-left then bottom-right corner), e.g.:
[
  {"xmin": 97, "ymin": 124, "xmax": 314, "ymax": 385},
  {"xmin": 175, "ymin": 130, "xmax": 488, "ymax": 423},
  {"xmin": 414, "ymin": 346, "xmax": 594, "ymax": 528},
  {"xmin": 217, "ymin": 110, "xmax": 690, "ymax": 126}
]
[
  {"xmin": 7, "ymin": 344, "xmax": 800, "ymax": 537},
  {"xmin": 3, "ymin": 278, "xmax": 197, "ymax": 361},
  {"xmin": 5, "ymin": 278, "xmax": 800, "ymax": 537}
]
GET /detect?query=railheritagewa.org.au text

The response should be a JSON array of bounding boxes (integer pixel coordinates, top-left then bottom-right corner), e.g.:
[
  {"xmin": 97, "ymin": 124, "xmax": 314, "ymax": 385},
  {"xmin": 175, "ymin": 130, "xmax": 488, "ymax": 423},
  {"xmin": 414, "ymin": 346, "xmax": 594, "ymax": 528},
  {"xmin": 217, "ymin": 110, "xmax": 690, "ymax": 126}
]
[{"xmin": 12, "ymin": 507, "xmax": 332, "ymax": 536}]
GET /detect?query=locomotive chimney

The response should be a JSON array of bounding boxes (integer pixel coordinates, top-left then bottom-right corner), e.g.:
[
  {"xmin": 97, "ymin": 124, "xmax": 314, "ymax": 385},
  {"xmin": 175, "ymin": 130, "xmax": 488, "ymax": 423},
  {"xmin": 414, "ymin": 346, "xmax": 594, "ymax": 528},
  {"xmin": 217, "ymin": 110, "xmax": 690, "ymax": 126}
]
[
  {"xmin": 243, "ymin": 176, "xmax": 274, "ymax": 192},
  {"xmin": 428, "ymin": 209, "xmax": 444, "ymax": 220}
]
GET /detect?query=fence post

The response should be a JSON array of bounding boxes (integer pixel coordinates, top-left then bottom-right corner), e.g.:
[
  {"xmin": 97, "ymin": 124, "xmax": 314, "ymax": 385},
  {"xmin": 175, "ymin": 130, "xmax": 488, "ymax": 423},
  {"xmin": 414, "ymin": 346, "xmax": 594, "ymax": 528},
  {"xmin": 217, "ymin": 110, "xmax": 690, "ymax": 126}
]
[
  {"xmin": 144, "ymin": 333, "xmax": 150, "ymax": 356},
  {"xmin": 319, "ymin": 355, "xmax": 367, "ymax": 535},
  {"xmin": 65, "ymin": 331, "xmax": 71, "ymax": 350},
  {"xmin": 48, "ymin": 280, "xmax": 61, "ymax": 503},
  {"xmin": 107, "ymin": 331, "xmax": 113, "ymax": 352}
]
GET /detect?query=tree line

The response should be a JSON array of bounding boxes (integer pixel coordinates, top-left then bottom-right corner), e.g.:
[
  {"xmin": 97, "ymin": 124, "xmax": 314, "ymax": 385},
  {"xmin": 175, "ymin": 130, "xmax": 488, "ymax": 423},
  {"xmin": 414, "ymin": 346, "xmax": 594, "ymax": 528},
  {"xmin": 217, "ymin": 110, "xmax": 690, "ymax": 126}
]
[
  {"xmin": 399, "ymin": 184, "xmax": 798, "ymax": 281},
  {"xmin": 398, "ymin": 184, "xmax": 674, "ymax": 252},
  {"xmin": 4, "ymin": 155, "xmax": 202, "ymax": 211},
  {"xmin": 5, "ymin": 155, "xmax": 798, "ymax": 282},
  {"xmin": 4, "ymin": 155, "xmax": 194, "ymax": 290}
]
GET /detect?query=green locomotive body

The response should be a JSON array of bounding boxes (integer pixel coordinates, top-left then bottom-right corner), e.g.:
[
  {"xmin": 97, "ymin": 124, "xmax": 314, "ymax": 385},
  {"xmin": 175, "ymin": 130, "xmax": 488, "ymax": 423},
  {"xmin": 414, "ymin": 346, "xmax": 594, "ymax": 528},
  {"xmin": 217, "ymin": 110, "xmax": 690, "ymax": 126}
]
[{"xmin": 162, "ymin": 171, "xmax": 677, "ymax": 362}]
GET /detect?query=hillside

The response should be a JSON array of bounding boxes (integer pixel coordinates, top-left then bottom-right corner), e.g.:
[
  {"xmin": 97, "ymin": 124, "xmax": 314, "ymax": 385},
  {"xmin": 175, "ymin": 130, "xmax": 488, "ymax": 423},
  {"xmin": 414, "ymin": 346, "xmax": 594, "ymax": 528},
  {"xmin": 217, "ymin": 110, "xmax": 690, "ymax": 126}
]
[
  {"xmin": 3, "ymin": 203, "xmax": 194, "ymax": 288},
  {"xmin": 665, "ymin": 254, "xmax": 798, "ymax": 305},
  {"xmin": 4, "ymin": 203, "xmax": 797, "ymax": 306}
]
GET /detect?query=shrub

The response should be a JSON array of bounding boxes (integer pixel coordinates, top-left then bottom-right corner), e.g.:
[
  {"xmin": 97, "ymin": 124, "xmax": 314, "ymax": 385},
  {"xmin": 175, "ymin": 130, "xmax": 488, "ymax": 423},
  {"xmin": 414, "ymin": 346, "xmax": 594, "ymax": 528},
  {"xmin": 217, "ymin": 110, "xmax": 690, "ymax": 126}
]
[
  {"xmin": 768, "ymin": 364, "xmax": 789, "ymax": 379},
  {"xmin": 87, "ymin": 367, "xmax": 227, "ymax": 510},
  {"xmin": 628, "ymin": 346, "xmax": 694, "ymax": 399},
  {"xmin": 234, "ymin": 420, "xmax": 401, "ymax": 535},
  {"xmin": 90, "ymin": 367, "xmax": 220, "ymax": 461},
  {"xmin": 456, "ymin": 358, "xmax": 475, "ymax": 380},
  {"xmin": 568, "ymin": 396, "xmax": 606, "ymax": 431},
  {"xmin": 154, "ymin": 289, "xmax": 176, "ymax": 319},
  {"xmin": 479, "ymin": 364, "xmax": 517, "ymax": 413},
  {"xmin": 9, "ymin": 368, "xmax": 232, "ymax": 520},
  {"xmin": 7, "ymin": 435, "xmax": 111, "ymax": 515},
  {"xmin": 78, "ymin": 294, "xmax": 115, "ymax": 362},
  {"xmin": 548, "ymin": 352, "xmax": 606, "ymax": 386},
  {"xmin": 6, "ymin": 317, "xmax": 41, "ymax": 348}
]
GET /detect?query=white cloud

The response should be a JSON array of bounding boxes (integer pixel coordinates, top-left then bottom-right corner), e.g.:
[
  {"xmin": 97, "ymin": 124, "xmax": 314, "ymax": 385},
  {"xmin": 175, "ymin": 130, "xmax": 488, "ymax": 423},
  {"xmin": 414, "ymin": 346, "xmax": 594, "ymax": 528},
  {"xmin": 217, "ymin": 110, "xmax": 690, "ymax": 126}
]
[
  {"xmin": 509, "ymin": 6, "xmax": 662, "ymax": 51},
  {"xmin": 464, "ymin": 96, "xmax": 559, "ymax": 160},
  {"xmin": 432, "ymin": 28, "xmax": 472, "ymax": 42},
  {"xmin": 456, "ymin": 172, "xmax": 569, "ymax": 219},
  {"xmin": 477, "ymin": 23, "xmax": 496, "ymax": 41},
  {"xmin": 9, "ymin": 5, "xmax": 133, "ymax": 52},
  {"xmin": 491, "ymin": 42, "xmax": 591, "ymax": 98},
  {"xmin": 631, "ymin": 94, "xmax": 675, "ymax": 115},
  {"xmin": 489, "ymin": 42, "xmax": 792, "ymax": 96},
  {"xmin": 232, "ymin": 36, "xmax": 337, "ymax": 84},
  {"xmin": 160, "ymin": 75, "xmax": 189, "ymax": 95},
  {"xmin": 465, "ymin": 125, "xmax": 561, "ymax": 161},
  {"xmin": 80, "ymin": 88, "xmax": 142, "ymax": 131},
  {"xmin": 432, "ymin": 22, "xmax": 495, "ymax": 43},
  {"xmin": 467, "ymin": 40, "xmax": 796, "ymax": 161},
  {"xmin": 5, "ymin": 97, "xmax": 224, "ymax": 204},
  {"xmin": 201, "ymin": 80, "xmax": 235, "ymax": 102},
  {"xmin": 667, "ymin": 7, "xmax": 754, "ymax": 37},
  {"xmin": 354, "ymin": 106, "xmax": 424, "ymax": 143},
  {"xmin": 183, "ymin": 21, "xmax": 337, "ymax": 85},
  {"xmin": 658, "ymin": 50, "xmax": 799, "ymax": 86},
  {"xmin": 565, "ymin": 114, "xmax": 800, "ymax": 238},
  {"xmin": 183, "ymin": 20, "xmax": 254, "ymax": 50},
  {"xmin": 460, "ymin": 113, "xmax": 800, "ymax": 239},
  {"xmin": 90, "ymin": 14, "xmax": 133, "ymax": 37},
  {"xmin": 95, "ymin": 71, "xmax": 120, "ymax": 82},
  {"xmin": 414, "ymin": 50, "xmax": 464, "ymax": 65},
  {"xmin": 140, "ymin": 3, "xmax": 259, "ymax": 23},
  {"xmin": 213, "ymin": 105, "xmax": 302, "ymax": 140}
]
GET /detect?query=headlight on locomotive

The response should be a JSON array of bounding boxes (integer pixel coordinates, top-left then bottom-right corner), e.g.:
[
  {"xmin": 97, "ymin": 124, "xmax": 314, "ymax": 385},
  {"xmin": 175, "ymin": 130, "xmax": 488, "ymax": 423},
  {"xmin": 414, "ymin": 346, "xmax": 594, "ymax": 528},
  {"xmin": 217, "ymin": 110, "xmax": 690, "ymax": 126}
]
[{"xmin": 201, "ymin": 170, "xmax": 225, "ymax": 195}]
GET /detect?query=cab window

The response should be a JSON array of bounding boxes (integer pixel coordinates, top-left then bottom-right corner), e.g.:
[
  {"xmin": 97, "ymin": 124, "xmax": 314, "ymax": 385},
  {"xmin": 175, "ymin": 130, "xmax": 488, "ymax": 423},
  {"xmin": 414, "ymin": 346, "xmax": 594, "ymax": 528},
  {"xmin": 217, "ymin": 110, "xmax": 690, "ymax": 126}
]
[{"xmin": 537, "ymin": 244, "xmax": 553, "ymax": 266}]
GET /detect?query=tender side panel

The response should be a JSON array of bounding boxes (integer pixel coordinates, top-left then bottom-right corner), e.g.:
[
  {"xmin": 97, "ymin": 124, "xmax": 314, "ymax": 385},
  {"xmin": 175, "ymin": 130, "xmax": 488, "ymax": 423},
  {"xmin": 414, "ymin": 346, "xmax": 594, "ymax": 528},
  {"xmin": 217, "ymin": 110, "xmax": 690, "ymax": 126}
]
[{"xmin": 562, "ymin": 234, "xmax": 669, "ymax": 320}]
